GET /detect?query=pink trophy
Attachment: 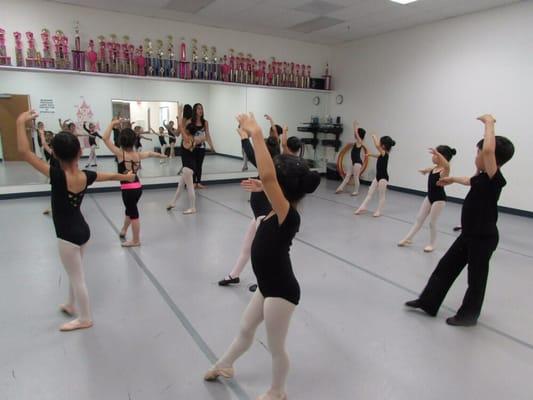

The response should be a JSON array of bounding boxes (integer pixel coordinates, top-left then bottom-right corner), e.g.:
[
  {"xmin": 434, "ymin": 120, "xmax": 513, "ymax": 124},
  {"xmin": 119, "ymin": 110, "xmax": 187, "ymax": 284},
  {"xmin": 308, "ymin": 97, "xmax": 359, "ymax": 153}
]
[
  {"xmin": 178, "ymin": 37, "xmax": 189, "ymax": 79},
  {"xmin": 61, "ymin": 35, "xmax": 70, "ymax": 70},
  {"xmin": 128, "ymin": 44, "xmax": 135, "ymax": 75},
  {"xmin": 86, "ymin": 39, "xmax": 97, "ymax": 72},
  {"xmin": 13, "ymin": 32, "xmax": 24, "ymax": 67},
  {"xmin": 0, "ymin": 28, "xmax": 11, "ymax": 65},
  {"xmin": 40, "ymin": 29, "xmax": 53, "ymax": 68},
  {"xmin": 221, "ymin": 54, "xmax": 229, "ymax": 82},
  {"xmin": 136, "ymin": 46, "xmax": 146, "ymax": 76},
  {"xmin": 71, "ymin": 21, "xmax": 85, "ymax": 71},
  {"xmin": 25, "ymin": 32, "xmax": 37, "ymax": 67},
  {"xmin": 229, "ymin": 50, "xmax": 236, "ymax": 83}
]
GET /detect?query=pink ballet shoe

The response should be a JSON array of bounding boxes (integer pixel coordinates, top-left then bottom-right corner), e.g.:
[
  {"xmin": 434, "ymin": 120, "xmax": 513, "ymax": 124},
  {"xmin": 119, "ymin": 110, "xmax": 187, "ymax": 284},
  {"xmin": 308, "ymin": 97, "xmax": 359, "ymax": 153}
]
[
  {"xmin": 373, "ymin": 212, "xmax": 381, "ymax": 218},
  {"xmin": 204, "ymin": 366, "xmax": 234, "ymax": 381},
  {"xmin": 182, "ymin": 208, "xmax": 197, "ymax": 215},
  {"xmin": 256, "ymin": 392, "xmax": 287, "ymax": 400},
  {"xmin": 351, "ymin": 192, "xmax": 359, "ymax": 196},
  {"xmin": 60, "ymin": 319, "xmax": 93, "ymax": 332},
  {"xmin": 335, "ymin": 188, "xmax": 343, "ymax": 194},
  {"xmin": 166, "ymin": 203, "xmax": 175, "ymax": 211},
  {"xmin": 59, "ymin": 304, "xmax": 76, "ymax": 316},
  {"xmin": 354, "ymin": 208, "xmax": 366, "ymax": 215},
  {"xmin": 121, "ymin": 241, "xmax": 141, "ymax": 248},
  {"xmin": 423, "ymin": 245, "xmax": 434, "ymax": 253},
  {"xmin": 397, "ymin": 239, "xmax": 412, "ymax": 247}
]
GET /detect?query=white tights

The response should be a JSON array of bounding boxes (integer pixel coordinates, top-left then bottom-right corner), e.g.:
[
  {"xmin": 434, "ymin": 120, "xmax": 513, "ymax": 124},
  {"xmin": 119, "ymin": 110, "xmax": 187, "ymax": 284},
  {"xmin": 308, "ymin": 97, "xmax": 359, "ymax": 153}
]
[
  {"xmin": 229, "ymin": 217, "xmax": 258, "ymax": 278},
  {"xmin": 87, "ymin": 145, "xmax": 97, "ymax": 165},
  {"xmin": 356, "ymin": 178, "xmax": 388, "ymax": 216},
  {"xmin": 216, "ymin": 290, "xmax": 295, "ymax": 397},
  {"xmin": 336, "ymin": 163, "xmax": 362, "ymax": 194},
  {"xmin": 57, "ymin": 239, "xmax": 92, "ymax": 322},
  {"xmin": 401, "ymin": 197, "xmax": 445, "ymax": 249},
  {"xmin": 169, "ymin": 167, "xmax": 196, "ymax": 209}
]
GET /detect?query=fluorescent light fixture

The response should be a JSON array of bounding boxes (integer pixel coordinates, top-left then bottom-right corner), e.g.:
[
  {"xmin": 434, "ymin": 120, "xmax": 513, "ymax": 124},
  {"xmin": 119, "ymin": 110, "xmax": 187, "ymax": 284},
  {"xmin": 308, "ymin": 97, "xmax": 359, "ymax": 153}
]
[{"xmin": 390, "ymin": 0, "xmax": 418, "ymax": 4}]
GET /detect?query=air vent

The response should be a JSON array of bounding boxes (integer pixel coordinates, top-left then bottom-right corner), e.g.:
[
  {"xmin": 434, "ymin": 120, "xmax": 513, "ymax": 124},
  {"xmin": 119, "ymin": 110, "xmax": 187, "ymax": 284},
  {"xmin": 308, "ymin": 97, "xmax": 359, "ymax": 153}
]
[
  {"xmin": 293, "ymin": 0, "xmax": 346, "ymax": 15},
  {"xmin": 289, "ymin": 16, "xmax": 344, "ymax": 33},
  {"xmin": 164, "ymin": 0, "xmax": 216, "ymax": 14}
]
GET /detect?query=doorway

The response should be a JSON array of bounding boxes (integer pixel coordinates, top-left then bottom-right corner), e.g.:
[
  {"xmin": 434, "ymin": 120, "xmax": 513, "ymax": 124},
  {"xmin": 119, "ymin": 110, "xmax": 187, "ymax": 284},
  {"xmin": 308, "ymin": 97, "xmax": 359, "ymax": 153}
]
[{"xmin": 0, "ymin": 94, "xmax": 32, "ymax": 161}]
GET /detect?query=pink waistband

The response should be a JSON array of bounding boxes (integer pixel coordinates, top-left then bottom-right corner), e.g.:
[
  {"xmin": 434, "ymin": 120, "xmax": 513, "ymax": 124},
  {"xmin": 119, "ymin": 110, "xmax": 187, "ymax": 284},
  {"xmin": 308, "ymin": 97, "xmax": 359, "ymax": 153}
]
[{"xmin": 121, "ymin": 182, "xmax": 142, "ymax": 190}]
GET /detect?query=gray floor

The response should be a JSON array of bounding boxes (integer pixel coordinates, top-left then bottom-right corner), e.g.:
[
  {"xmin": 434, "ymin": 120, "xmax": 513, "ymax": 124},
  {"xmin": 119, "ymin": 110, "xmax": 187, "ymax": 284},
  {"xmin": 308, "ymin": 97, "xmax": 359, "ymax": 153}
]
[
  {"xmin": 0, "ymin": 155, "xmax": 254, "ymax": 186},
  {"xmin": 1, "ymin": 179, "xmax": 532, "ymax": 399}
]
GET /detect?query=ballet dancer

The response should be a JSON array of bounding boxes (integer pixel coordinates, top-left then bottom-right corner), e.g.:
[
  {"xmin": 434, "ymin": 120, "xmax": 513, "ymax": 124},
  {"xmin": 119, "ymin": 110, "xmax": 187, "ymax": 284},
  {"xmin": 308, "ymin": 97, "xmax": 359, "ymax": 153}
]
[
  {"xmin": 17, "ymin": 110, "xmax": 135, "ymax": 331},
  {"xmin": 218, "ymin": 126, "xmax": 281, "ymax": 287},
  {"xmin": 37, "ymin": 126, "xmax": 58, "ymax": 216},
  {"xmin": 102, "ymin": 119, "xmax": 167, "ymax": 247},
  {"xmin": 336, "ymin": 120, "xmax": 366, "ymax": 195},
  {"xmin": 163, "ymin": 120, "xmax": 178, "ymax": 158},
  {"xmin": 166, "ymin": 103, "xmax": 197, "ymax": 214},
  {"xmin": 354, "ymin": 134, "xmax": 396, "ymax": 217},
  {"xmin": 205, "ymin": 113, "xmax": 320, "ymax": 400},
  {"xmin": 133, "ymin": 125, "xmax": 152, "ymax": 152},
  {"xmin": 265, "ymin": 113, "xmax": 283, "ymax": 141},
  {"xmin": 190, "ymin": 103, "xmax": 216, "ymax": 189},
  {"xmin": 34, "ymin": 121, "xmax": 46, "ymax": 159},
  {"xmin": 398, "ymin": 146, "xmax": 457, "ymax": 252},
  {"xmin": 151, "ymin": 126, "xmax": 169, "ymax": 162},
  {"xmin": 83, "ymin": 122, "xmax": 103, "ymax": 168},
  {"xmin": 405, "ymin": 115, "xmax": 514, "ymax": 326}
]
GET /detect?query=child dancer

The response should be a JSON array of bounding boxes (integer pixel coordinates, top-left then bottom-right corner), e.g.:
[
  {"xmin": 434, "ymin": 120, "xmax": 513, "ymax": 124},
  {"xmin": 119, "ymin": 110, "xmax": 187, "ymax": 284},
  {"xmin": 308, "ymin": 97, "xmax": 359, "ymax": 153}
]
[
  {"xmin": 405, "ymin": 115, "xmax": 514, "ymax": 326},
  {"xmin": 206, "ymin": 113, "xmax": 320, "ymax": 400},
  {"xmin": 133, "ymin": 125, "xmax": 152, "ymax": 152},
  {"xmin": 336, "ymin": 120, "xmax": 366, "ymax": 195},
  {"xmin": 17, "ymin": 110, "xmax": 134, "ymax": 331},
  {"xmin": 102, "ymin": 120, "xmax": 167, "ymax": 247},
  {"xmin": 151, "ymin": 126, "xmax": 169, "ymax": 162},
  {"xmin": 166, "ymin": 104, "xmax": 197, "ymax": 214},
  {"xmin": 398, "ymin": 146, "xmax": 456, "ymax": 252},
  {"xmin": 163, "ymin": 120, "xmax": 178, "ymax": 158},
  {"xmin": 83, "ymin": 122, "xmax": 103, "ymax": 168},
  {"xmin": 354, "ymin": 134, "xmax": 396, "ymax": 217}
]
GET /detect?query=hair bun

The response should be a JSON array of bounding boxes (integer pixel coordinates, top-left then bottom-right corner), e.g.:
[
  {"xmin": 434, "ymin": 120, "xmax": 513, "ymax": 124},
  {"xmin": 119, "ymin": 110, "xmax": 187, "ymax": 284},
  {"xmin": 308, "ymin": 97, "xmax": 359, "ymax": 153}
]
[
  {"xmin": 391, "ymin": 140, "xmax": 396, "ymax": 147},
  {"xmin": 451, "ymin": 148, "xmax": 457, "ymax": 156},
  {"xmin": 302, "ymin": 171, "xmax": 321, "ymax": 194}
]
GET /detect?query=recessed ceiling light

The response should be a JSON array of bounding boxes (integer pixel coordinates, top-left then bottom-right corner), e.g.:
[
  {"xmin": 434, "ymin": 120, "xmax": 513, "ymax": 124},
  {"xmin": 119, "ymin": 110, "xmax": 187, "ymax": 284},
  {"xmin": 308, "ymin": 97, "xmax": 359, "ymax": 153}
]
[{"xmin": 390, "ymin": 0, "xmax": 418, "ymax": 4}]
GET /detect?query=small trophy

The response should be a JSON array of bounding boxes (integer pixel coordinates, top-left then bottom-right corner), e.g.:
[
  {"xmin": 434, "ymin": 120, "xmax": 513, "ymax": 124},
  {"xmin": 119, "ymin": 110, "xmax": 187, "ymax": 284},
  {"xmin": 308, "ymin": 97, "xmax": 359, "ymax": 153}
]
[
  {"xmin": 190, "ymin": 38, "xmax": 198, "ymax": 79},
  {"xmin": 40, "ymin": 29, "xmax": 53, "ymax": 68},
  {"xmin": 86, "ymin": 39, "xmax": 97, "ymax": 72},
  {"xmin": 178, "ymin": 37, "xmax": 189, "ymax": 79},
  {"xmin": 228, "ymin": 48, "xmax": 235, "ymax": 82},
  {"xmin": 166, "ymin": 35, "xmax": 175, "ymax": 77},
  {"xmin": 237, "ymin": 52, "xmax": 245, "ymax": 83},
  {"xmin": 0, "ymin": 28, "xmax": 11, "ymax": 65},
  {"xmin": 245, "ymin": 53, "xmax": 253, "ymax": 84},
  {"xmin": 71, "ymin": 21, "xmax": 85, "ymax": 71},
  {"xmin": 13, "ymin": 32, "xmax": 24, "ymax": 67},
  {"xmin": 199, "ymin": 44, "xmax": 208, "ymax": 79},
  {"xmin": 107, "ymin": 34, "xmax": 118, "ymax": 73},
  {"xmin": 144, "ymin": 38, "xmax": 154, "ymax": 76},
  {"xmin": 25, "ymin": 32, "xmax": 38, "ymax": 67},
  {"xmin": 135, "ymin": 45, "xmax": 146, "ymax": 76},
  {"xmin": 97, "ymin": 35, "xmax": 106, "ymax": 72},
  {"xmin": 306, "ymin": 65, "xmax": 311, "ymax": 89},
  {"xmin": 210, "ymin": 46, "xmax": 219, "ymax": 81},
  {"xmin": 119, "ymin": 35, "xmax": 129, "ymax": 74},
  {"xmin": 322, "ymin": 63, "xmax": 331, "ymax": 90},
  {"xmin": 156, "ymin": 39, "xmax": 164, "ymax": 77},
  {"xmin": 220, "ymin": 54, "xmax": 229, "ymax": 82},
  {"xmin": 128, "ymin": 44, "xmax": 135, "ymax": 74}
]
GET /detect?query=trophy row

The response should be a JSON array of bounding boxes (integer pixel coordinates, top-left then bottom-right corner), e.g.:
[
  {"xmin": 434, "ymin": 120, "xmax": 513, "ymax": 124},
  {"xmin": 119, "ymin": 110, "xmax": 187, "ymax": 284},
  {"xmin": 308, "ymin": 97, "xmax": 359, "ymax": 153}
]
[{"xmin": 0, "ymin": 26, "xmax": 326, "ymax": 89}]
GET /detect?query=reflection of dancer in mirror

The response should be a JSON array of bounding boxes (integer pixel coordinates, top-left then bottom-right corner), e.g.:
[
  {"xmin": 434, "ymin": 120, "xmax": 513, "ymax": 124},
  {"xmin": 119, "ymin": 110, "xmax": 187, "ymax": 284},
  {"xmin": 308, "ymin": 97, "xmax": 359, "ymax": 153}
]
[
  {"xmin": 102, "ymin": 119, "xmax": 167, "ymax": 247},
  {"xmin": 354, "ymin": 134, "xmax": 396, "ymax": 217},
  {"xmin": 166, "ymin": 103, "xmax": 197, "ymax": 214},
  {"xmin": 205, "ymin": 113, "xmax": 320, "ymax": 400},
  {"xmin": 37, "ymin": 124, "xmax": 57, "ymax": 215},
  {"xmin": 405, "ymin": 115, "xmax": 514, "ymax": 327},
  {"xmin": 83, "ymin": 122, "xmax": 103, "ymax": 168},
  {"xmin": 17, "ymin": 110, "xmax": 135, "ymax": 331},
  {"xmin": 336, "ymin": 120, "xmax": 366, "ymax": 195},
  {"xmin": 163, "ymin": 120, "xmax": 177, "ymax": 158},
  {"xmin": 398, "ymin": 146, "xmax": 456, "ymax": 252},
  {"xmin": 151, "ymin": 126, "xmax": 169, "ymax": 163},
  {"xmin": 264, "ymin": 113, "xmax": 283, "ymax": 141},
  {"xmin": 218, "ymin": 125, "xmax": 281, "ymax": 287},
  {"xmin": 133, "ymin": 125, "xmax": 152, "ymax": 152},
  {"xmin": 34, "ymin": 121, "xmax": 46, "ymax": 159},
  {"xmin": 190, "ymin": 103, "xmax": 216, "ymax": 189}
]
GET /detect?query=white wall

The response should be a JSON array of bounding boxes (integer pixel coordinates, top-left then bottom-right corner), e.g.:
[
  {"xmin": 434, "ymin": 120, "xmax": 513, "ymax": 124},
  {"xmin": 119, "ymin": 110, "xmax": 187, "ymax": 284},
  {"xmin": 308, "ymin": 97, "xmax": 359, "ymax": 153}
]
[
  {"xmin": 1, "ymin": 0, "xmax": 330, "ymax": 75},
  {"xmin": 330, "ymin": 1, "xmax": 532, "ymax": 212}
]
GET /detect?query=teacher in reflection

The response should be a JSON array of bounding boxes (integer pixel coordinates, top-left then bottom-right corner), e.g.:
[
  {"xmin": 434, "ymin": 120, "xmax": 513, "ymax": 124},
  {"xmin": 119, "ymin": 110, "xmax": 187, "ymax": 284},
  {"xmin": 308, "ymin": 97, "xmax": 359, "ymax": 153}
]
[{"xmin": 189, "ymin": 103, "xmax": 216, "ymax": 189}]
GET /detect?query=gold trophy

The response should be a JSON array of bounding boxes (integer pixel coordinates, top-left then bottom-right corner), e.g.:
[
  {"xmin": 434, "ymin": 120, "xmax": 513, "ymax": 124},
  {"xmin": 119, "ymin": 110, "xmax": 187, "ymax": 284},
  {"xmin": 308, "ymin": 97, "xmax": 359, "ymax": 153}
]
[{"xmin": 191, "ymin": 38, "xmax": 198, "ymax": 79}]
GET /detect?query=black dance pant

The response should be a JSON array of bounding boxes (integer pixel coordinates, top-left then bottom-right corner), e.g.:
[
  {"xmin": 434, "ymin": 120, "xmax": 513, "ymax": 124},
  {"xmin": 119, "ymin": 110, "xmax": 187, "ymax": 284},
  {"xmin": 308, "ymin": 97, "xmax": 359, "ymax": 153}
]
[
  {"xmin": 121, "ymin": 188, "xmax": 143, "ymax": 219},
  {"xmin": 193, "ymin": 147, "xmax": 206, "ymax": 184},
  {"xmin": 418, "ymin": 233, "xmax": 498, "ymax": 322}
]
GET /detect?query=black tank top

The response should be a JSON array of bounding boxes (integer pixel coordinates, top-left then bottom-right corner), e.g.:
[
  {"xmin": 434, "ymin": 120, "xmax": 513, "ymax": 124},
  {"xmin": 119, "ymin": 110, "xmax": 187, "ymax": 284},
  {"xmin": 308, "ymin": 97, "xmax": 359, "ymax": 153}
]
[
  {"xmin": 117, "ymin": 151, "xmax": 141, "ymax": 184},
  {"xmin": 376, "ymin": 153, "xmax": 389, "ymax": 181},
  {"xmin": 350, "ymin": 144, "xmax": 362, "ymax": 165},
  {"xmin": 427, "ymin": 170, "xmax": 446, "ymax": 203}
]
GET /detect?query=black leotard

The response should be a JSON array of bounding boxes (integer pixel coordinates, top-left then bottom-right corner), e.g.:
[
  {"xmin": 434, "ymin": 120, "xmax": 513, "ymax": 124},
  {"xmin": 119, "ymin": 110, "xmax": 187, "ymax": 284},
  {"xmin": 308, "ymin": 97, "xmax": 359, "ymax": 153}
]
[
  {"xmin": 158, "ymin": 135, "xmax": 166, "ymax": 146},
  {"xmin": 50, "ymin": 167, "xmax": 97, "ymax": 245},
  {"xmin": 351, "ymin": 144, "xmax": 363, "ymax": 165},
  {"xmin": 427, "ymin": 170, "xmax": 446, "ymax": 204},
  {"xmin": 376, "ymin": 153, "xmax": 389, "ymax": 181},
  {"xmin": 251, "ymin": 208, "xmax": 301, "ymax": 305},
  {"xmin": 167, "ymin": 128, "xmax": 176, "ymax": 144},
  {"xmin": 242, "ymin": 138, "xmax": 272, "ymax": 218},
  {"xmin": 83, "ymin": 123, "xmax": 102, "ymax": 146}
]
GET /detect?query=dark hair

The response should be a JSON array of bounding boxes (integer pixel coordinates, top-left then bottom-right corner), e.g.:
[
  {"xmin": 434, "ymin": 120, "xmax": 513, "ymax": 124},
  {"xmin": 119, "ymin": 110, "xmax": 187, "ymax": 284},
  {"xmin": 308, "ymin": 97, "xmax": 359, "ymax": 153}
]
[
  {"xmin": 50, "ymin": 132, "xmax": 81, "ymax": 162},
  {"xmin": 183, "ymin": 104, "xmax": 193, "ymax": 120},
  {"xmin": 37, "ymin": 121, "xmax": 44, "ymax": 128},
  {"xmin": 119, "ymin": 128, "xmax": 137, "ymax": 149},
  {"xmin": 287, "ymin": 136, "xmax": 302, "ymax": 154},
  {"xmin": 266, "ymin": 136, "xmax": 281, "ymax": 157},
  {"xmin": 357, "ymin": 128, "xmax": 366, "ymax": 140},
  {"xmin": 477, "ymin": 136, "xmax": 515, "ymax": 166},
  {"xmin": 192, "ymin": 103, "xmax": 205, "ymax": 127},
  {"xmin": 380, "ymin": 136, "xmax": 396, "ymax": 152},
  {"xmin": 67, "ymin": 122, "xmax": 76, "ymax": 130},
  {"xmin": 272, "ymin": 124, "xmax": 283, "ymax": 137},
  {"xmin": 436, "ymin": 145, "xmax": 457, "ymax": 161},
  {"xmin": 274, "ymin": 154, "xmax": 321, "ymax": 203}
]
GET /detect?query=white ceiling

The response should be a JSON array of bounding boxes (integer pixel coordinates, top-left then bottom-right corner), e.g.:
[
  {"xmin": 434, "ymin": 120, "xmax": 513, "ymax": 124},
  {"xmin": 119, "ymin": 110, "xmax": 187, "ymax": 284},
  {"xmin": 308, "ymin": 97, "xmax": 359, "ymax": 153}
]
[{"xmin": 47, "ymin": 0, "xmax": 521, "ymax": 45}]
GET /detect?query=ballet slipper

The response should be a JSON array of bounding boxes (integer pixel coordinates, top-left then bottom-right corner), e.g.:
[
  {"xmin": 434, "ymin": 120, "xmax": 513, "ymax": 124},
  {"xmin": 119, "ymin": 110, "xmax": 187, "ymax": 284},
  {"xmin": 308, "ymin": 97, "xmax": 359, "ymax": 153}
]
[
  {"xmin": 121, "ymin": 241, "xmax": 141, "ymax": 248},
  {"xmin": 203, "ymin": 366, "xmax": 234, "ymax": 381},
  {"xmin": 351, "ymin": 192, "xmax": 359, "ymax": 196},
  {"xmin": 397, "ymin": 239, "xmax": 412, "ymax": 247},
  {"xmin": 43, "ymin": 208, "xmax": 51, "ymax": 215},
  {"xmin": 119, "ymin": 231, "xmax": 126, "ymax": 240},
  {"xmin": 373, "ymin": 212, "xmax": 381, "ymax": 218},
  {"xmin": 335, "ymin": 188, "xmax": 343, "ymax": 194},
  {"xmin": 166, "ymin": 204, "xmax": 175, "ymax": 211},
  {"xmin": 59, "ymin": 319, "xmax": 93, "ymax": 332},
  {"xmin": 60, "ymin": 304, "xmax": 76, "ymax": 316},
  {"xmin": 182, "ymin": 208, "xmax": 197, "ymax": 215},
  {"xmin": 197, "ymin": 183, "xmax": 207, "ymax": 189},
  {"xmin": 354, "ymin": 208, "xmax": 366, "ymax": 215},
  {"xmin": 256, "ymin": 391, "xmax": 287, "ymax": 400},
  {"xmin": 423, "ymin": 245, "xmax": 434, "ymax": 253}
]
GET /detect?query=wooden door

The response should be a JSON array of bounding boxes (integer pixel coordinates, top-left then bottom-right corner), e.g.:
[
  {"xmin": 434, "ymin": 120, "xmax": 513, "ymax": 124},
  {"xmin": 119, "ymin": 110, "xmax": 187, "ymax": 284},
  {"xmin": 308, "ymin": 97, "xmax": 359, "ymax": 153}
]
[{"xmin": 0, "ymin": 95, "xmax": 31, "ymax": 161}]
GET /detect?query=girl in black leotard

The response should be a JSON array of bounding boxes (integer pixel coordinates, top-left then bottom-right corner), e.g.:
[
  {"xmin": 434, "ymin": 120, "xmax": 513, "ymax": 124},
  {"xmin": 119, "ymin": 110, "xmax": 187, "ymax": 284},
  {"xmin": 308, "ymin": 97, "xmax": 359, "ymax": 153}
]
[
  {"xmin": 190, "ymin": 103, "xmax": 216, "ymax": 188},
  {"xmin": 150, "ymin": 126, "xmax": 169, "ymax": 162},
  {"xmin": 205, "ymin": 113, "xmax": 320, "ymax": 400},
  {"xmin": 16, "ymin": 110, "xmax": 134, "ymax": 332},
  {"xmin": 83, "ymin": 122, "xmax": 103, "ymax": 167},
  {"xmin": 102, "ymin": 120, "xmax": 167, "ymax": 247},
  {"xmin": 163, "ymin": 120, "xmax": 178, "ymax": 158},
  {"xmin": 355, "ymin": 134, "xmax": 396, "ymax": 217},
  {"xmin": 336, "ymin": 120, "xmax": 367, "ymax": 195},
  {"xmin": 167, "ymin": 103, "xmax": 197, "ymax": 214},
  {"xmin": 399, "ymin": 145, "xmax": 456, "ymax": 252}
]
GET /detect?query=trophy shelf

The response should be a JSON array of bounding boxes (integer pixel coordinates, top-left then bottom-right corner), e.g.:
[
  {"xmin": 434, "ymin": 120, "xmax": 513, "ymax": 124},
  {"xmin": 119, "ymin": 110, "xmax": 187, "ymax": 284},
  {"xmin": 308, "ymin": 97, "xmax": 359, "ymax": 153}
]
[{"xmin": 0, "ymin": 65, "xmax": 332, "ymax": 94}]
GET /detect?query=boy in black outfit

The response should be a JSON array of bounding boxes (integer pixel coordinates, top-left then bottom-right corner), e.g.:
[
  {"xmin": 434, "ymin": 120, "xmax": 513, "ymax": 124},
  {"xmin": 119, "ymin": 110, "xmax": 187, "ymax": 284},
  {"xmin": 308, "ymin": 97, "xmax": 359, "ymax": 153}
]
[{"xmin": 405, "ymin": 115, "xmax": 514, "ymax": 326}]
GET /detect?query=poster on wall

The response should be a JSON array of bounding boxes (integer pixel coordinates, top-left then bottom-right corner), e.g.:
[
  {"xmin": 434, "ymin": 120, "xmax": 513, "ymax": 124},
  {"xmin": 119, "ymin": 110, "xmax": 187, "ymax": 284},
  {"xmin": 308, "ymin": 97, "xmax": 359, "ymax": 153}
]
[{"xmin": 39, "ymin": 98, "xmax": 55, "ymax": 114}]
